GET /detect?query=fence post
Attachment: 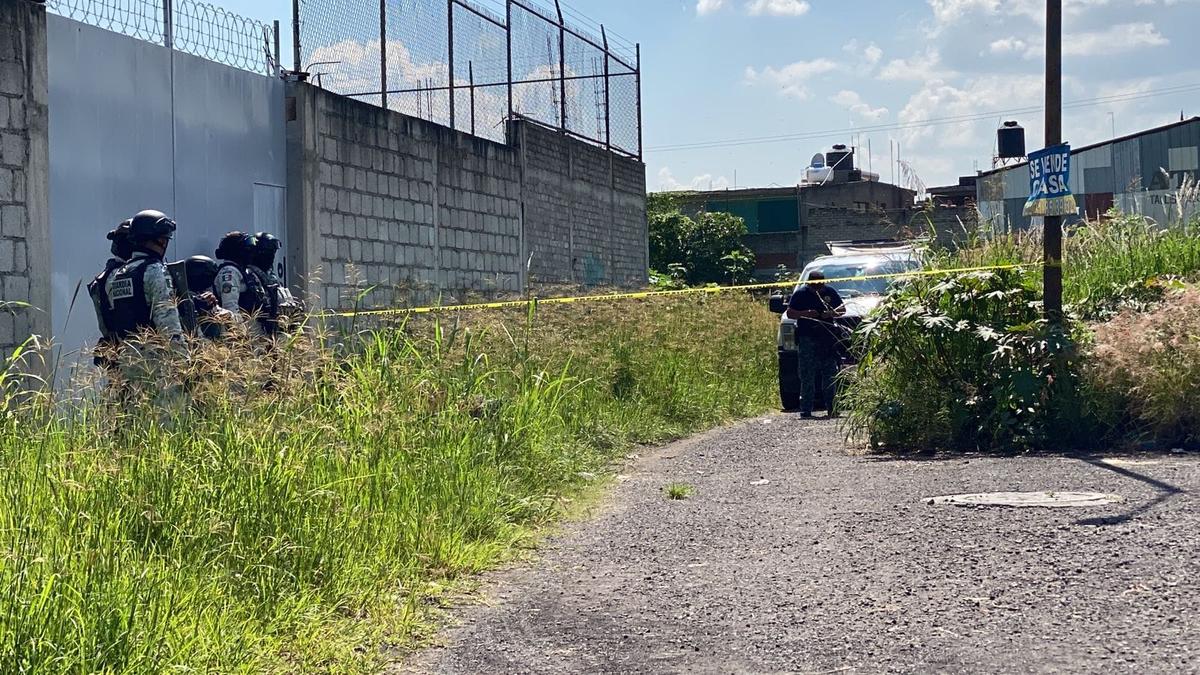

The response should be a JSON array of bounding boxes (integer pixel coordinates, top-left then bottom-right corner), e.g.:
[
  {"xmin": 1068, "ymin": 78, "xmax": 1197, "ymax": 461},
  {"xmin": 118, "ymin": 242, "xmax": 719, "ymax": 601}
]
[
  {"xmin": 506, "ymin": 0, "xmax": 513, "ymax": 128},
  {"xmin": 273, "ymin": 21, "xmax": 282, "ymax": 76},
  {"xmin": 601, "ymin": 25, "xmax": 611, "ymax": 153},
  {"xmin": 555, "ymin": 0, "xmax": 566, "ymax": 132},
  {"xmin": 380, "ymin": 0, "xmax": 388, "ymax": 109},
  {"xmin": 292, "ymin": 0, "xmax": 301, "ymax": 73},
  {"xmin": 448, "ymin": 0, "xmax": 456, "ymax": 130},
  {"xmin": 469, "ymin": 62, "xmax": 477, "ymax": 136},
  {"xmin": 163, "ymin": 0, "xmax": 173, "ymax": 49},
  {"xmin": 635, "ymin": 43, "xmax": 642, "ymax": 160}
]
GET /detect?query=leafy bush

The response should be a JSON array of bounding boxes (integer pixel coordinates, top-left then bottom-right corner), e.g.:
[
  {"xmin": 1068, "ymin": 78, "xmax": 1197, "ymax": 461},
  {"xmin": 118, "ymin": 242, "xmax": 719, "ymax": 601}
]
[
  {"xmin": 648, "ymin": 193, "xmax": 756, "ymax": 286},
  {"xmin": 1087, "ymin": 286, "xmax": 1200, "ymax": 448},
  {"xmin": 840, "ymin": 268, "xmax": 1090, "ymax": 453}
]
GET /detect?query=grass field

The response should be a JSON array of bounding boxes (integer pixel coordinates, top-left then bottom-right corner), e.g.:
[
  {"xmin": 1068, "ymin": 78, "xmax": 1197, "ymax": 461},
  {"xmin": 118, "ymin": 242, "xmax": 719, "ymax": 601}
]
[{"xmin": 0, "ymin": 294, "xmax": 778, "ymax": 673}]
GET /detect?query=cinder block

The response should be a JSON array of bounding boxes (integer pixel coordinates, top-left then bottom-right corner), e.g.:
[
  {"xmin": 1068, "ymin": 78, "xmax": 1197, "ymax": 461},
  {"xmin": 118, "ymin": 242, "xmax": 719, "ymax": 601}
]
[
  {"xmin": 4, "ymin": 274, "xmax": 26, "ymax": 301},
  {"xmin": 338, "ymin": 238, "xmax": 350, "ymax": 260},
  {"xmin": 366, "ymin": 219, "xmax": 379, "ymax": 240},
  {"xmin": 12, "ymin": 241, "xmax": 23, "ymax": 272},
  {"xmin": 0, "ymin": 62, "xmax": 23, "ymax": 97},
  {"xmin": 1, "ymin": 132, "xmax": 24, "ymax": 166},
  {"xmin": 318, "ymin": 210, "xmax": 332, "ymax": 235},
  {"xmin": 0, "ymin": 239, "xmax": 12, "ymax": 272},
  {"xmin": 349, "ymin": 240, "xmax": 361, "ymax": 262},
  {"xmin": 0, "ymin": 311, "xmax": 13, "ymax": 346}
]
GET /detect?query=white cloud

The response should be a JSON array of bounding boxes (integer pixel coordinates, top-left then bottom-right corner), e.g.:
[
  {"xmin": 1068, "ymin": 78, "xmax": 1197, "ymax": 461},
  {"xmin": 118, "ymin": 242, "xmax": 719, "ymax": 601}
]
[
  {"xmin": 878, "ymin": 48, "xmax": 948, "ymax": 82},
  {"xmin": 744, "ymin": 58, "xmax": 838, "ymax": 99},
  {"xmin": 696, "ymin": 0, "xmax": 728, "ymax": 16},
  {"xmin": 988, "ymin": 37, "xmax": 1029, "ymax": 55},
  {"xmin": 831, "ymin": 90, "xmax": 889, "ymax": 121},
  {"xmin": 1065, "ymin": 22, "xmax": 1169, "ymax": 55},
  {"xmin": 657, "ymin": 167, "xmax": 731, "ymax": 191},
  {"xmin": 747, "ymin": 0, "xmax": 811, "ymax": 16}
]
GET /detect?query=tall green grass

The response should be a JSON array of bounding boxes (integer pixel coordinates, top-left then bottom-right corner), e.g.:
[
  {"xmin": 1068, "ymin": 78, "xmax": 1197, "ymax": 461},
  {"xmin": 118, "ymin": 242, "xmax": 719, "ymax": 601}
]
[
  {"xmin": 0, "ymin": 294, "xmax": 776, "ymax": 672},
  {"xmin": 948, "ymin": 212, "xmax": 1200, "ymax": 319}
]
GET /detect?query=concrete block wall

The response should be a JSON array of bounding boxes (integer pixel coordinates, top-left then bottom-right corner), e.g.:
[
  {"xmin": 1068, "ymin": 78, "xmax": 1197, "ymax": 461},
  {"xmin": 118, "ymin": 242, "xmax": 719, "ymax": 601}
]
[
  {"xmin": 293, "ymin": 86, "xmax": 522, "ymax": 310},
  {"xmin": 0, "ymin": 0, "xmax": 49, "ymax": 357},
  {"xmin": 519, "ymin": 121, "xmax": 647, "ymax": 287},
  {"xmin": 288, "ymin": 83, "xmax": 647, "ymax": 312}
]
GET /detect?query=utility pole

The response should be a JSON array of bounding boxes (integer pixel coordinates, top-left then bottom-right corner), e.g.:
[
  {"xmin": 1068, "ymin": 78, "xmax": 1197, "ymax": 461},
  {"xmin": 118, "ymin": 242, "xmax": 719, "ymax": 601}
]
[{"xmin": 1044, "ymin": 0, "xmax": 1064, "ymax": 323}]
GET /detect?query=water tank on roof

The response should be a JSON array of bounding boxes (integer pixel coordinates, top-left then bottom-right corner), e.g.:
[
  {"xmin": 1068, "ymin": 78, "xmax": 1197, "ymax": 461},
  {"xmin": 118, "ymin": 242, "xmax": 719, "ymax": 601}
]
[
  {"xmin": 826, "ymin": 144, "xmax": 855, "ymax": 171},
  {"xmin": 997, "ymin": 121, "xmax": 1026, "ymax": 159}
]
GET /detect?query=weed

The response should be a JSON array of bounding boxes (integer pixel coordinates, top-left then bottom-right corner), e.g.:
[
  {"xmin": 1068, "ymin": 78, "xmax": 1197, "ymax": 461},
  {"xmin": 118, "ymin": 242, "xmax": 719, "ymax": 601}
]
[{"xmin": 664, "ymin": 483, "xmax": 695, "ymax": 500}]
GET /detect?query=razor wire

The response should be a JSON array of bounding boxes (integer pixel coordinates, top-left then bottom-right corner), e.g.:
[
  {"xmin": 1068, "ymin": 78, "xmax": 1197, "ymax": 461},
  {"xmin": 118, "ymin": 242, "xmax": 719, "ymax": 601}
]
[
  {"xmin": 298, "ymin": 0, "xmax": 642, "ymax": 159},
  {"xmin": 46, "ymin": 0, "xmax": 277, "ymax": 75}
]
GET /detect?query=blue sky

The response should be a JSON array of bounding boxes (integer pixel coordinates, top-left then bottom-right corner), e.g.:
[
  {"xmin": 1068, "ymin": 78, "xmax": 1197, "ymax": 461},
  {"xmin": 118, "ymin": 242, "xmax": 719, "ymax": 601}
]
[{"xmin": 225, "ymin": 0, "xmax": 1200, "ymax": 190}]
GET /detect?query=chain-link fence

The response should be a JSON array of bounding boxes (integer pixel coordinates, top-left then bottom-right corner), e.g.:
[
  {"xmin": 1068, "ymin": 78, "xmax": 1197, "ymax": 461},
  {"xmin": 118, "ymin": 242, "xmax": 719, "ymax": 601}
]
[
  {"xmin": 46, "ymin": 0, "xmax": 280, "ymax": 75},
  {"xmin": 297, "ymin": 0, "xmax": 642, "ymax": 159}
]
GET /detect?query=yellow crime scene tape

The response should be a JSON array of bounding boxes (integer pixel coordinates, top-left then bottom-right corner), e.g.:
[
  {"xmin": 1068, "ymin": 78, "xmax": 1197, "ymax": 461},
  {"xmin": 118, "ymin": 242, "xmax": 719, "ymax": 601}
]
[{"xmin": 331, "ymin": 263, "xmax": 1030, "ymax": 318}]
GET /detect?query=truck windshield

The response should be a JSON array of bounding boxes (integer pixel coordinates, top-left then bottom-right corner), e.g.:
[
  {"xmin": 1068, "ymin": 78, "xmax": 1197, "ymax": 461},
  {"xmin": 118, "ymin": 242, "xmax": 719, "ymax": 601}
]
[{"xmin": 807, "ymin": 260, "xmax": 918, "ymax": 297}]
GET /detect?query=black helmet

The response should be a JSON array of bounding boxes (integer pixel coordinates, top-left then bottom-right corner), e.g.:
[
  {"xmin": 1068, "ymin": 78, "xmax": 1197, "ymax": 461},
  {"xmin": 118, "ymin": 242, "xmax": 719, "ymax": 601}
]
[
  {"xmin": 215, "ymin": 231, "xmax": 258, "ymax": 265},
  {"xmin": 252, "ymin": 232, "xmax": 281, "ymax": 270},
  {"xmin": 183, "ymin": 255, "xmax": 220, "ymax": 294},
  {"xmin": 128, "ymin": 210, "xmax": 177, "ymax": 242},
  {"xmin": 107, "ymin": 219, "xmax": 134, "ymax": 259}
]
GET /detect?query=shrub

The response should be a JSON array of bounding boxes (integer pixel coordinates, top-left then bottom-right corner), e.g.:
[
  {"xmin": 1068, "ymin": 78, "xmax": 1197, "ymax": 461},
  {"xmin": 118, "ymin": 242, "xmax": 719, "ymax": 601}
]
[
  {"xmin": 1087, "ymin": 286, "xmax": 1200, "ymax": 448},
  {"xmin": 839, "ymin": 268, "xmax": 1090, "ymax": 453}
]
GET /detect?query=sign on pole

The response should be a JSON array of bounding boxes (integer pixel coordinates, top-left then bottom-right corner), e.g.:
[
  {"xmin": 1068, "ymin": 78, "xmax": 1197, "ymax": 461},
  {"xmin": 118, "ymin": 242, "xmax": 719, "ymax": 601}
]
[{"xmin": 1023, "ymin": 143, "xmax": 1077, "ymax": 217}]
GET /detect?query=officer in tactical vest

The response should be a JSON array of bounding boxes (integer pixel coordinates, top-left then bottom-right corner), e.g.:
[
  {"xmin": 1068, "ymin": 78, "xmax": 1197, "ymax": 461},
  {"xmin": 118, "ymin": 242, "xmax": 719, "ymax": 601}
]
[
  {"xmin": 99, "ymin": 210, "xmax": 184, "ymax": 346},
  {"xmin": 214, "ymin": 231, "xmax": 275, "ymax": 335},
  {"xmin": 252, "ymin": 232, "xmax": 304, "ymax": 331},
  {"xmin": 88, "ymin": 219, "xmax": 133, "ymax": 370},
  {"xmin": 176, "ymin": 255, "xmax": 232, "ymax": 340}
]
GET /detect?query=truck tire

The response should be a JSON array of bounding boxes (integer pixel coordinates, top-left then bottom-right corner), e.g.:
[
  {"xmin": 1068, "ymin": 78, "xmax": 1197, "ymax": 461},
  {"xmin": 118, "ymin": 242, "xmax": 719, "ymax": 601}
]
[{"xmin": 778, "ymin": 350, "xmax": 801, "ymax": 411}]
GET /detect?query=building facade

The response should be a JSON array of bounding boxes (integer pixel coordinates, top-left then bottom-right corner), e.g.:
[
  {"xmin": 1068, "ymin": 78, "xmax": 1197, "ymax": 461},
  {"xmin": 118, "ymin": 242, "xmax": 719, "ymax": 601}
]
[
  {"xmin": 670, "ymin": 148, "xmax": 916, "ymax": 278},
  {"xmin": 977, "ymin": 117, "xmax": 1200, "ymax": 230}
]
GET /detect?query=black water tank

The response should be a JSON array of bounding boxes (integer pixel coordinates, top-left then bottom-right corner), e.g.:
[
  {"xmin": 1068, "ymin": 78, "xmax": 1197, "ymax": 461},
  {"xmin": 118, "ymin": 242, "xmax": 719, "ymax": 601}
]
[
  {"xmin": 826, "ymin": 144, "xmax": 855, "ymax": 171},
  {"xmin": 997, "ymin": 121, "xmax": 1026, "ymax": 159}
]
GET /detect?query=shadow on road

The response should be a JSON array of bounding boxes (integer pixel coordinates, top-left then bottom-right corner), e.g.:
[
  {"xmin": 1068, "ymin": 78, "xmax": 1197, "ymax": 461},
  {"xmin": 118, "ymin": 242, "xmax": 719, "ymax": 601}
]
[{"xmin": 1074, "ymin": 457, "xmax": 1187, "ymax": 526}]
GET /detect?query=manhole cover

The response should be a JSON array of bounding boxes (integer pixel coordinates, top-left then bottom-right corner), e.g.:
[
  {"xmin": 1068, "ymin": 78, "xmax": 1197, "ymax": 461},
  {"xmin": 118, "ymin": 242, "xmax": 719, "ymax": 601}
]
[{"xmin": 924, "ymin": 491, "xmax": 1124, "ymax": 508}]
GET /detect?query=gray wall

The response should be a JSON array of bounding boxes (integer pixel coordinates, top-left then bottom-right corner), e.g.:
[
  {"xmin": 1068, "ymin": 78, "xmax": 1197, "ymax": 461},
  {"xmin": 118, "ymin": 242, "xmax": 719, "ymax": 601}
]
[
  {"xmin": 47, "ymin": 13, "xmax": 287, "ymax": 362},
  {"xmin": 0, "ymin": 0, "xmax": 49, "ymax": 359},
  {"xmin": 518, "ymin": 121, "xmax": 648, "ymax": 287},
  {"xmin": 286, "ymin": 83, "xmax": 647, "ymax": 311}
]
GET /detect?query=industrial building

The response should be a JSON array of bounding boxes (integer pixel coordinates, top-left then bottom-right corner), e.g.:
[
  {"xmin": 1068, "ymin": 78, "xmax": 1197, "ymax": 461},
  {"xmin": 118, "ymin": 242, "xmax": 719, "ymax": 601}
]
[
  {"xmin": 977, "ymin": 117, "xmax": 1200, "ymax": 229},
  {"xmin": 672, "ymin": 146, "xmax": 916, "ymax": 278}
]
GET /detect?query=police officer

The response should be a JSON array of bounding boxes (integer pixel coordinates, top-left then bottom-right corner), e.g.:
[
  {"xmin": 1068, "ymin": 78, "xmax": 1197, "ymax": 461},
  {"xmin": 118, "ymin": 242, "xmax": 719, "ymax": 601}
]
[
  {"xmin": 178, "ymin": 255, "xmax": 232, "ymax": 340},
  {"xmin": 88, "ymin": 219, "xmax": 133, "ymax": 369},
  {"xmin": 251, "ymin": 232, "xmax": 304, "ymax": 331},
  {"xmin": 99, "ymin": 210, "xmax": 184, "ymax": 346},
  {"xmin": 785, "ymin": 270, "xmax": 846, "ymax": 418},
  {"xmin": 214, "ymin": 231, "xmax": 274, "ymax": 334}
]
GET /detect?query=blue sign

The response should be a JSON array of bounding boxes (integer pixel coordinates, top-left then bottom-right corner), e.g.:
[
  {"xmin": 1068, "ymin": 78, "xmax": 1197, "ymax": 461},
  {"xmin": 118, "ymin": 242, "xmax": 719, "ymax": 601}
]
[{"xmin": 1023, "ymin": 144, "xmax": 1078, "ymax": 217}]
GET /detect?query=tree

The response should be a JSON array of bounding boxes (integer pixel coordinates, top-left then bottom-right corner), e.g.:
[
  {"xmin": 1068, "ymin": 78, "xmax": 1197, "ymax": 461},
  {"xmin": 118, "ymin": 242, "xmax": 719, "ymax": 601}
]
[{"xmin": 648, "ymin": 193, "xmax": 756, "ymax": 286}]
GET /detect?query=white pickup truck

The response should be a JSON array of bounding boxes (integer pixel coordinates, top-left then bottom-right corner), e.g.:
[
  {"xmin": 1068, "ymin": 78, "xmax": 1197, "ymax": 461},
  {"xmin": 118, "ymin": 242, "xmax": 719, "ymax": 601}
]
[{"xmin": 769, "ymin": 241, "xmax": 920, "ymax": 411}]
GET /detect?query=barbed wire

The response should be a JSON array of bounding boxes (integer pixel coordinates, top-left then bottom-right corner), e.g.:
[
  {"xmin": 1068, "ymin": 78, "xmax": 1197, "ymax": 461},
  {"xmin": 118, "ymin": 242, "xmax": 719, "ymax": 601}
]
[{"xmin": 46, "ymin": 0, "xmax": 276, "ymax": 76}]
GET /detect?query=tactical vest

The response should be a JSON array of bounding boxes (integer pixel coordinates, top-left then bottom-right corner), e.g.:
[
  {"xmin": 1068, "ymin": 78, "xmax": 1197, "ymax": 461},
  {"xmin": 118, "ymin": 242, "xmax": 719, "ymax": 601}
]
[
  {"xmin": 88, "ymin": 258, "xmax": 126, "ymax": 340},
  {"xmin": 219, "ymin": 261, "xmax": 280, "ymax": 334},
  {"xmin": 101, "ymin": 258, "xmax": 154, "ymax": 340}
]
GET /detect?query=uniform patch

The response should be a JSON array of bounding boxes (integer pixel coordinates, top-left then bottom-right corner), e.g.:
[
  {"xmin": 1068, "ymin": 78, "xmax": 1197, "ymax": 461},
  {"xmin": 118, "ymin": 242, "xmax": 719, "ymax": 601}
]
[
  {"xmin": 108, "ymin": 278, "xmax": 135, "ymax": 301},
  {"xmin": 222, "ymin": 283, "xmax": 233, "ymax": 294}
]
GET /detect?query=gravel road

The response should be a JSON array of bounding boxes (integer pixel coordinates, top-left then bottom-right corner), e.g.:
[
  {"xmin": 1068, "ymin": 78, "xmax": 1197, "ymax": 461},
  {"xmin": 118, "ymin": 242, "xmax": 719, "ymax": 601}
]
[{"xmin": 406, "ymin": 414, "xmax": 1200, "ymax": 674}]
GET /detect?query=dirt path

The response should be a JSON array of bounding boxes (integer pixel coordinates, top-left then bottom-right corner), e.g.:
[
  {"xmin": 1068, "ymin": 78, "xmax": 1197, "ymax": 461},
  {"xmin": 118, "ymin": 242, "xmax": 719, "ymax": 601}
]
[{"xmin": 406, "ymin": 414, "xmax": 1200, "ymax": 674}]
